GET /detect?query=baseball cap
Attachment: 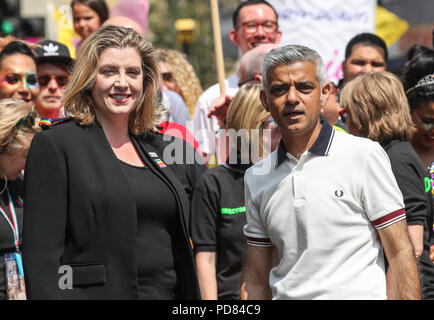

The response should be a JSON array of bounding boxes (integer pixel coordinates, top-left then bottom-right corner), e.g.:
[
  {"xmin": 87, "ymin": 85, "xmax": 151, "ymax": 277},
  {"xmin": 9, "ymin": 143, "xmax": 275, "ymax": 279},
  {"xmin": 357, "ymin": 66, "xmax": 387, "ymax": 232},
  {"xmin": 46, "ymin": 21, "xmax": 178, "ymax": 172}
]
[{"xmin": 34, "ymin": 40, "xmax": 73, "ymax": 67}]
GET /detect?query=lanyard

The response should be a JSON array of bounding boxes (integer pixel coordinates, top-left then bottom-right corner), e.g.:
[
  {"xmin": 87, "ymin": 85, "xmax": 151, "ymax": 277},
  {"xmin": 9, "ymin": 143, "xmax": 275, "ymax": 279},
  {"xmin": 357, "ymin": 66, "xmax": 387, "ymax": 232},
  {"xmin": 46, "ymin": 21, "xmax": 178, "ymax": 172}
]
[{"xmin": 0, "ymin": 190, "xmax": 19, "ymax": 250}]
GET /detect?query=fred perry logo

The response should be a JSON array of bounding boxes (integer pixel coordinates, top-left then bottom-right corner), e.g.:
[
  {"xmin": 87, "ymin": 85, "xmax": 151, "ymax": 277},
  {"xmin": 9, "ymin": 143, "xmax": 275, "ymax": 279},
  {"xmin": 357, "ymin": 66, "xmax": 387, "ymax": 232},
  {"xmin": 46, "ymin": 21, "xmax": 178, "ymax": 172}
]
[{"xmin": 334, "ymin": 189, "xmax": 344, "ymax": 198}]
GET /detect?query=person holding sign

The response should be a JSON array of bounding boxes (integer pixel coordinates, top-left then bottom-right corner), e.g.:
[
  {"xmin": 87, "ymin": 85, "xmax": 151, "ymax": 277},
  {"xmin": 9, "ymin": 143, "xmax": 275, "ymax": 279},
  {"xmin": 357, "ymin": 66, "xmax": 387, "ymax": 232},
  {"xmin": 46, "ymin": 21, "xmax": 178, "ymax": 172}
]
[{"xmin": 193, "ymin": 0, "xmax": 282, "ymax": 164}]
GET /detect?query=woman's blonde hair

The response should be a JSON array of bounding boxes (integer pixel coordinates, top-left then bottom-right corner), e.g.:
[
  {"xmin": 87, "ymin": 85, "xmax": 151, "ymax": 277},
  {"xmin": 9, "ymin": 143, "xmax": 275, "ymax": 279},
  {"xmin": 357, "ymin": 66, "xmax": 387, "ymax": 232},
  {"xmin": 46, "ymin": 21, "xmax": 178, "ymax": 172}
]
[
  {"xmin": 62, "ymin": 25, "xmax": 161, "ymax": 135},
  {"xmin": 0, "ymin": 99, "xmax": 40, "ymax": 154},
  {"xmin": 226, "ymin": 83, "xmax": 270, "ymax": 163},
  {"xmin": 156, "ymin": 48, "xmax": 202, "ymax": 118},
  {"xmin": 340, "ymin": 71, "xmax": 415, "ymax": 142}
]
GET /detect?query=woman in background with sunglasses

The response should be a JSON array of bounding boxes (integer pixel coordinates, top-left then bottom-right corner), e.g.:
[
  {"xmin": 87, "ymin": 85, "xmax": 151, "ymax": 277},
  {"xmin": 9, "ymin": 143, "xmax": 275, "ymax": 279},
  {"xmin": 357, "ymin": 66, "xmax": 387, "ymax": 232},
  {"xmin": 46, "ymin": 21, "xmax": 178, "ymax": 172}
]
[
  {"xmin": 0, "ymin": 41, "xmax": 39, "ymax": 105},
  {"xmin": 0, "ymin": 99, "xmax": 40, "ymax": 300},
  {"xmin": 340, "ymin": 71, "xmax": 434, "ymax": 300}
]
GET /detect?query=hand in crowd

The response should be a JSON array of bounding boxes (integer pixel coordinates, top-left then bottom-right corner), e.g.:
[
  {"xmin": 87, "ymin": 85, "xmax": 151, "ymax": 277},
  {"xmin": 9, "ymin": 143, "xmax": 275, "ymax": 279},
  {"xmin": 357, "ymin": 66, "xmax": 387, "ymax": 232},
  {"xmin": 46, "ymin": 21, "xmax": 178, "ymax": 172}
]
[{"xmin": 208, "ymin": 94, "xmax": 233, "ymax": 127}]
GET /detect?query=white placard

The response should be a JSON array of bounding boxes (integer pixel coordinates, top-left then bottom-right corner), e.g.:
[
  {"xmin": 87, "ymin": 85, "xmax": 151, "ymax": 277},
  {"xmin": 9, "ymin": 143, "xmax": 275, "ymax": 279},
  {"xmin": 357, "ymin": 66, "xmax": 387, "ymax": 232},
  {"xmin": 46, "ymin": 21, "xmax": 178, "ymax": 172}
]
[{"xmin": 269, "ymin": 0, "xmax": 377, "ymax": 83}]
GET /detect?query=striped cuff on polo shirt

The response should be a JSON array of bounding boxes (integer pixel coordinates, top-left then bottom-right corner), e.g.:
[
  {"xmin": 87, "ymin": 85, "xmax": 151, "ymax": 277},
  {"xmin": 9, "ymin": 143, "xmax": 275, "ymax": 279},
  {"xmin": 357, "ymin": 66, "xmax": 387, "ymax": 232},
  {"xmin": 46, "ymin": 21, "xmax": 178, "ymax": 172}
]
[
  {"xmin": 372, "ymin": 208, "xmax": 406, "ymax": 229},
  {"xmin": 246, "ymin": 236, "xmax": 274, "ymax": 247}
]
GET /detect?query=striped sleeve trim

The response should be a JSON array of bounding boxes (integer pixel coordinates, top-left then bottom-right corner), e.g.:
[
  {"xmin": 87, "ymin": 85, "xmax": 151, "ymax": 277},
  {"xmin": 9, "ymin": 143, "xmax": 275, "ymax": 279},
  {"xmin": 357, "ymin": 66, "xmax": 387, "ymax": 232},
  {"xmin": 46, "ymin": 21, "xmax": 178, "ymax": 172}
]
[
  {"xmin": 372, "ymin": 208, "xmax": 406, "ymax": 230},
  {"xmin": 246, "ymin": 236, "xmax": 274, "ymax": 247}
]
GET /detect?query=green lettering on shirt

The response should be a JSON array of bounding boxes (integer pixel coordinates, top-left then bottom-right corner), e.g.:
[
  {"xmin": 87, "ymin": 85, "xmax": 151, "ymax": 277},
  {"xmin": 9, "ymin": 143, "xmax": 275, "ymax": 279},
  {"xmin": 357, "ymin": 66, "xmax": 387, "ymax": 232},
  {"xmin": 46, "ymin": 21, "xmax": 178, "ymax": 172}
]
[
  {"xmin": 221, "ymin": 206, "xmax": 246, "ymax": 215},
  {"xmin": 425, "ymin": 177, "xmax": 432, "ymax": 193}
]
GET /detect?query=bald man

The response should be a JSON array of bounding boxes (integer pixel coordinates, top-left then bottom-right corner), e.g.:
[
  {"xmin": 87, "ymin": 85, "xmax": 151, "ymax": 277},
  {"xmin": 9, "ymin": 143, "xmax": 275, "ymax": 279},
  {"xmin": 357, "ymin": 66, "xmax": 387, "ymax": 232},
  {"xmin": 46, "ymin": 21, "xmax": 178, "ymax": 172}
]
[{"xmin": 102, "ymin": 16, "xmax": 144, "ymax": 35}]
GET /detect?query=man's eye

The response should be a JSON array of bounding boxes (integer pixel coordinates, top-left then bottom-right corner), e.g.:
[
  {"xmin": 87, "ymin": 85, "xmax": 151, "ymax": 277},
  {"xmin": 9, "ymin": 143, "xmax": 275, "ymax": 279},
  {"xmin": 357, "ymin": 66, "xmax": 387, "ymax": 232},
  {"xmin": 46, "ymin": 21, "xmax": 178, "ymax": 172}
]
[
  {"xmin": 102, "ymin": 69, "xmax": 115, "ymax": 75},
  {"xmin": 297, "ymin": 85, "xmax": 313, "ymax": 92},
  {"xmin": 270, "ymin": 86, "xmax": 287, "ymax": 95}
]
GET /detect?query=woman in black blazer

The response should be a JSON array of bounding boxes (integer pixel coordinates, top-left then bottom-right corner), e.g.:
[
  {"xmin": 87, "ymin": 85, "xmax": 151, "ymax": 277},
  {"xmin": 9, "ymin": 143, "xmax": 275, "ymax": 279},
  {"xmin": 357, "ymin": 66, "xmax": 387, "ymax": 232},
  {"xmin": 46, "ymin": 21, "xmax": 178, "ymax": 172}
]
[{"xmin": 22, "ymin": 25, "xmax": 202, "ymax": 300}]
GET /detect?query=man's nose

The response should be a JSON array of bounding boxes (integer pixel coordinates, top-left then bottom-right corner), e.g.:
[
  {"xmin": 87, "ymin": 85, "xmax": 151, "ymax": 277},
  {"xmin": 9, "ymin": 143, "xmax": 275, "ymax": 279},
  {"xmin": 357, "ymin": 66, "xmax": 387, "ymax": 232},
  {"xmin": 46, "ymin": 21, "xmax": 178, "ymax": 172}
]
[
  {"xmin": 254, "ymin": 24, "xmax": 267, "ymax": 38},
  {"xmin": 286, "ymin": 86, "xmax": 298, "ymax": 104},
  {"xmin": 361, "ymin": 63, "xmax": 374, "ymax": 74}
]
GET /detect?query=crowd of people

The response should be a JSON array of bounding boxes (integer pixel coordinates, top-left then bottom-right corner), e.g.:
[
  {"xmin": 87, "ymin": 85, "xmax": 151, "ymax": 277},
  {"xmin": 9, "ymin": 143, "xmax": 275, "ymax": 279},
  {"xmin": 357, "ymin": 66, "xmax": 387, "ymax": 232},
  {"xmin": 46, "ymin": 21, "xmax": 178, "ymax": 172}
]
[{"xmin": 0, "ymin": 0, "xmax": 432, "ymax": 300}]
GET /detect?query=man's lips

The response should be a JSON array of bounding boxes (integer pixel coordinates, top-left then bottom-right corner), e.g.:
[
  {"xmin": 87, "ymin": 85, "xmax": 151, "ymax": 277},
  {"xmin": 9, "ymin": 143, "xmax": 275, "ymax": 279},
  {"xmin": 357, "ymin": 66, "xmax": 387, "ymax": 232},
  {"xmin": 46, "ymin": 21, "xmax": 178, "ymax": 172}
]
[
  {"xmin": 44, "ymin": 95, "xmax": 61, "ymax": 101},
  {"xmin": 284, "ymin": 110, "xmax": 304, "ymax": 118}
]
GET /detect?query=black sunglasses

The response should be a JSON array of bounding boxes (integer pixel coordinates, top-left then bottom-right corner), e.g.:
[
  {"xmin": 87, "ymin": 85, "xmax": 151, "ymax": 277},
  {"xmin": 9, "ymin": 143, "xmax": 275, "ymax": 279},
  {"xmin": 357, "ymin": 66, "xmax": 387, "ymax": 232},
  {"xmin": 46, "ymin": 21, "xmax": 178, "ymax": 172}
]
[
  {"xmin": 37, "ymin": 75, "xmax": 70, "ymax": 87},
  {"xmin": 15, "ymin": 111, "xmax": 36, "ymax": 129},
  {"xmin": 162, "ymin": 72, "xmax": 174, "ymax": 82}
]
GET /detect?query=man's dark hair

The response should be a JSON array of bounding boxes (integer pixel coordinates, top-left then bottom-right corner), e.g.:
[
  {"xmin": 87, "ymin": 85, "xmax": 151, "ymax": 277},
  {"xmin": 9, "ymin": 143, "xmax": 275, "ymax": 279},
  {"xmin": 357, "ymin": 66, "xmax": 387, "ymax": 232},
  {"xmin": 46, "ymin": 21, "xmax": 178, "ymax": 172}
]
[
  {"xmin": 70, "ymin": 0, "xmax": 109, "ymax": 24},
  {"xmin": 0, "ymin": 41, "xmax": 35, "ymax": 69},
  {"xmin": 232, "ymin": 0, "xmax": 278, "ymax": 28},
  {"xmin": 344, "ymin": 33, "xmax": 388, "ymax": 61}
]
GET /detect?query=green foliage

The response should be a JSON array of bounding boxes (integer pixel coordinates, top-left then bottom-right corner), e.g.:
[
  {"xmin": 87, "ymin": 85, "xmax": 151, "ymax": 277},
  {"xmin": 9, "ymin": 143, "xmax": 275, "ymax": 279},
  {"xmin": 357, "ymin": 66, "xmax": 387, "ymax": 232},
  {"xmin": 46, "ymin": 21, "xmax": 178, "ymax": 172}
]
[{"xmin": 147, "ymin": 0, "xmax": 237, "ymax": 90}]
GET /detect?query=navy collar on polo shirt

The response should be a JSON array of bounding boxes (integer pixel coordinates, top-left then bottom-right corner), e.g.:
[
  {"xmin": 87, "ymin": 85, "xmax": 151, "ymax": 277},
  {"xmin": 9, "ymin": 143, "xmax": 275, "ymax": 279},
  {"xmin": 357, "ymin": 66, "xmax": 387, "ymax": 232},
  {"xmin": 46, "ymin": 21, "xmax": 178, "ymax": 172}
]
[{"xmin": 276, "ymin": 120, "xmax": 335, "ymax": 166}]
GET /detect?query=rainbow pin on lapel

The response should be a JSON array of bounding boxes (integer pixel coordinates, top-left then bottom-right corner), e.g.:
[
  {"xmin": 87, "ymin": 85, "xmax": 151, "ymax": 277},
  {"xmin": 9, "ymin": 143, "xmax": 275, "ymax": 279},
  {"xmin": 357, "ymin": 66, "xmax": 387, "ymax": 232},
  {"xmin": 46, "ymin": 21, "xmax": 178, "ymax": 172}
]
[{"xmin": 154, "ymin": 159, "xmax": 167, "ymax": 168}]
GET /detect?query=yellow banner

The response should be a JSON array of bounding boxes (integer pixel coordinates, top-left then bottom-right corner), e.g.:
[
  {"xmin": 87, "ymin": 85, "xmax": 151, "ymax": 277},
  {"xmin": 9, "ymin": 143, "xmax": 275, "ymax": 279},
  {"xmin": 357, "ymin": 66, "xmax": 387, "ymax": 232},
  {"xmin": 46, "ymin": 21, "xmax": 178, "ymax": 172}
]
[{"xmin": 375, "ymin": 5, "xmax": 409, "ymax": 47}]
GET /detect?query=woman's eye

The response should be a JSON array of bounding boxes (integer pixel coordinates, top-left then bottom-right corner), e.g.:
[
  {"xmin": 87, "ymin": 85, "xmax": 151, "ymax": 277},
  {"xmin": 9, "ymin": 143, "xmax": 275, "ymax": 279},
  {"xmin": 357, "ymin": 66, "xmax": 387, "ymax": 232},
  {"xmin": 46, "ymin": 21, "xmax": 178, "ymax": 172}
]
[
  {"xmin": 127, "ymin": 70, "xmax": 140, "ymax": 76},
  {"xmin": 5, "ymin": 75, "xmax": 19, "ymax": 84}
]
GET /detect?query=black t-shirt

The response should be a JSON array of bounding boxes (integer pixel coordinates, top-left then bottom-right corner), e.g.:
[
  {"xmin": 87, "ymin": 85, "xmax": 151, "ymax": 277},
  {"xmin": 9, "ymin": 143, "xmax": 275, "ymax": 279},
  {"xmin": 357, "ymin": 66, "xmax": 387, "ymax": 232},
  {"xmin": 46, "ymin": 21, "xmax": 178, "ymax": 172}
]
[
  {"xmin": 120, "ymin": 160, "xmax": 183, "ymax": 300},
  {"xmin": 382, "ymin": 140, "xmax": 434, "ymax": 299},
  {"xmin": 0, "ymin": 177, "xmax": 24, "ymax": 300},
  {"xmin": 191, "ymin": 163, "xmax": 250, "ymax": 300}
]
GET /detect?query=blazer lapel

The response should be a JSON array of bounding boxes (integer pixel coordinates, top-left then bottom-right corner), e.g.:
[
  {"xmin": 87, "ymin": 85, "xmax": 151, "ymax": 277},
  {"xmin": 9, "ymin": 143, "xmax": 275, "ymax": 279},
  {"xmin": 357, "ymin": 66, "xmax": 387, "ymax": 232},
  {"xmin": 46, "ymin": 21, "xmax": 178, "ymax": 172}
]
[{"xmin": 131, "ymin": 134, "xmax": 191, "ymax": 238}]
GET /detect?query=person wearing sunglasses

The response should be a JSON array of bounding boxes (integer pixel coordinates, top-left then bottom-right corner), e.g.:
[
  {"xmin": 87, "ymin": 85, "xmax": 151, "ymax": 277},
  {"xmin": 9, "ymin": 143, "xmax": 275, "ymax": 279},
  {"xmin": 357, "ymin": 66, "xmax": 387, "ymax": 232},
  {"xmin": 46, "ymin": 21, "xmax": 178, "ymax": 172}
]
[
  {"xmin": 0, "ymin": 99, "xmax": 40, "ymax": 300},
  {"xmin": 0, "ymin": 41, "xmax": 39, "ymax": 105},
  {"xmin": 340, "ymin": 71, "xmax": 434, "ymax": 300},
  {"xmin": 33, "ymin": 40, "xmax": 74, "ymax": 120}
]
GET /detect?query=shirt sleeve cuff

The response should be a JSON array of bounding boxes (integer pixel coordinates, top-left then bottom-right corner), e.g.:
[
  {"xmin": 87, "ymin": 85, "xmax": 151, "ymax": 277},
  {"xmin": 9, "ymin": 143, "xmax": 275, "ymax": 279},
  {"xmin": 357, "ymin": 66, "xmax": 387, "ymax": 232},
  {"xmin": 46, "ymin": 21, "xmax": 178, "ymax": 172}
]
[
  {"xmin": 245, "ymin": 236, "xmax": 274, "ymax": 247},
  {"xmin": 372, "ymin": 208, "xmax": 406, "ymax": 230}
]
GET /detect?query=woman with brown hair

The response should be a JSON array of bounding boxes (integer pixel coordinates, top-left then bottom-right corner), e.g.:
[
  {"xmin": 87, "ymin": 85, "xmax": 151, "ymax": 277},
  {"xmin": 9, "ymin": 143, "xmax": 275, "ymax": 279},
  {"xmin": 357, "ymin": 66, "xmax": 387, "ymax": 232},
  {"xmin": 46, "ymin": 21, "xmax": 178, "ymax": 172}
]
[
  {"xmin": 0, "ymin": 99, "xmax": 40, "ymax": 300},
  {"xmin": 22, "ymin": 25, "xmax": 201, "ymax": 300},
  {"xmin": 340, "ymin": 71, "xmax": 434, "ymax": 299}
]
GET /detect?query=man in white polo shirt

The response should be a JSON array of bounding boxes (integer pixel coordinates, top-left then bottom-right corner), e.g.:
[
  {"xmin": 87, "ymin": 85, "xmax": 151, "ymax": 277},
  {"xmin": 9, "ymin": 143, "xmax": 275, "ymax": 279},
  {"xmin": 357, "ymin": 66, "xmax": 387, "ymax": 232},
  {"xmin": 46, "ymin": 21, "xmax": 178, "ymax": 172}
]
[{"xmin": 240, "ymin": 44, "xmax": 421, "ymax": 300}]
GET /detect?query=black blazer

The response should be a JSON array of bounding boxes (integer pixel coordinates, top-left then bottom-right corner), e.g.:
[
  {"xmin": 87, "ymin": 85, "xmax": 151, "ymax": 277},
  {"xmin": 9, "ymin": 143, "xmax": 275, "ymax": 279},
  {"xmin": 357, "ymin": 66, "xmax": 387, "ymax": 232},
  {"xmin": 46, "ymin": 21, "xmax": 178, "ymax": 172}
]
[{"xmin": 22, "ymin": 119, "xmax": 203, "ymax": 300}]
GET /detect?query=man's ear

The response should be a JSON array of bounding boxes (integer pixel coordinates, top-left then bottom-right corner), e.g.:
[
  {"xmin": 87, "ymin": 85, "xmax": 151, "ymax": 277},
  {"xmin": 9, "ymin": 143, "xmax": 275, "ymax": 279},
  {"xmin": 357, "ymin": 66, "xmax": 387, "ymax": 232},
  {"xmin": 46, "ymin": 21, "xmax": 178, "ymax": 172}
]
[
  {"xmin": 254, "ymin": 74, "xmax": 262, "ymax": 83},
  {"xmin": 321, "ymin": 81, "xmax": 332, "ymax": 107},
  {"xmin": 260, "ymin": 90, "xmax": 269, "ymax": 112},
  {"xmin": 229, "ymin": 29, "xmax": 240, "ymax": 46}
]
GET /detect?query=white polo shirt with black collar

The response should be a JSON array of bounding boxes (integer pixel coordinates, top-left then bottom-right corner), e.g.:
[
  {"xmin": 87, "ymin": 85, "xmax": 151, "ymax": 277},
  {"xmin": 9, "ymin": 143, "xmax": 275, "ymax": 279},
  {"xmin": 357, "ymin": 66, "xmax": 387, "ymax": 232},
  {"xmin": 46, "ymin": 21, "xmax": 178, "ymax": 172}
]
[{"xmin": 243, "ymin": 121, "xmax": 406, "ymax": 300}]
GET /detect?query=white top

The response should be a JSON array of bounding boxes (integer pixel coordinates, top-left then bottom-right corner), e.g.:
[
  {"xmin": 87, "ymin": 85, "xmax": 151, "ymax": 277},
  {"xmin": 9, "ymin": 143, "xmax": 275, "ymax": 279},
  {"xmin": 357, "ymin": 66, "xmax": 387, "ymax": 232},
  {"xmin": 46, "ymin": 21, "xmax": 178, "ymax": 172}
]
[
  {"xmin": 161, "ymin": 90, "xmax": 190, "ymax": 127},
  {"xmin": 243, "ymin": 122, "xmax": 406, "ymax": 300},
  {"xmin": 192, "ymin": 73, "xmax": 239, "ymax": 157}
]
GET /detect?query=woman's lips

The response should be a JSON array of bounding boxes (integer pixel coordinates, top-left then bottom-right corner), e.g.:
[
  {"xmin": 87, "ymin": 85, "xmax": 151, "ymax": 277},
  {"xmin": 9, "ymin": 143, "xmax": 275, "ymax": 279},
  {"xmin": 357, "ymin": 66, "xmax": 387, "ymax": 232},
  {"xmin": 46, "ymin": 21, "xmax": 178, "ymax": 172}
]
[{"xmin": 109, "ymin": 94, "xmax": 130, "ymax": 103}]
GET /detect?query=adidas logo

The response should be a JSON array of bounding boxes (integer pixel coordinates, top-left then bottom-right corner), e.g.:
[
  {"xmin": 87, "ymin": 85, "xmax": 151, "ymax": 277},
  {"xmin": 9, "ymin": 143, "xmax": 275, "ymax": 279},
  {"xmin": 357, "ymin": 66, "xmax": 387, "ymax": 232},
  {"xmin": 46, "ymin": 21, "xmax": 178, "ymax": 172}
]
[{"xmin": 43, "ymin": 43, "xmax": 59, "ymax": 56}]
